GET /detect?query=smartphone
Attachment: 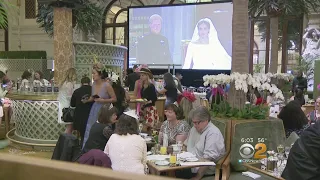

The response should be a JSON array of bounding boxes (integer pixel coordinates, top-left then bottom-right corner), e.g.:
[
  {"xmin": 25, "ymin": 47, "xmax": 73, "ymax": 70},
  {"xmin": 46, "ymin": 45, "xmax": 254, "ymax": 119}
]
[{"xmin": 92, "ymin": 94, "xmax": 100, "ymax": 99}]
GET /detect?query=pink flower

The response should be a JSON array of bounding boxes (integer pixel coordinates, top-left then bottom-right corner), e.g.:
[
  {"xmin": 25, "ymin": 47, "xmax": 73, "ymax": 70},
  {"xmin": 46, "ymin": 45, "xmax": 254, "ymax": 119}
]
[{"xmin": 317, "ymin": 84, "xmax": 320, "ymax": 90}]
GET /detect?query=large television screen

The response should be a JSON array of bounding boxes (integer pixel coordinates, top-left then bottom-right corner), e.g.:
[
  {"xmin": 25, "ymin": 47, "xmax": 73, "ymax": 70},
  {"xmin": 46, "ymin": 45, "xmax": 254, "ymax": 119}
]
[{"xmin": 128, "ymin": 2, "xmax": 233, "ymax": 70}]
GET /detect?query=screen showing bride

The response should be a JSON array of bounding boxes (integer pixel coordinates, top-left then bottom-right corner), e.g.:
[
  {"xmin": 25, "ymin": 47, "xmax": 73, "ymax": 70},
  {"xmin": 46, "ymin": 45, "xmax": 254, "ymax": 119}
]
[{"xmin": 182, "ymin": 18, "xmax": 231, "ymax": 70}]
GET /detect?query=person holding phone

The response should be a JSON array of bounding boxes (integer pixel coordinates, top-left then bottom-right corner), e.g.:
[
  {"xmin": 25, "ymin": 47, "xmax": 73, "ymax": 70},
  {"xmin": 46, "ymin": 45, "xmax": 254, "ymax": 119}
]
[
  {"xmin": 82, "ymin": 63, "xmax": 117, "ymax": 148},
  {"xmin": 70, "ymin": 75, "xmax": 93, "ymax": 146}
]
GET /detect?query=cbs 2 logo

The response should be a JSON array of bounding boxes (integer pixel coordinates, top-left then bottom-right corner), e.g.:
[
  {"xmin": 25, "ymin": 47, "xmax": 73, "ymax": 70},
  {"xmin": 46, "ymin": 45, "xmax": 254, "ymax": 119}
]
[{"xmin": 239, "ymin": 143, "xmax": 267, "ymax": 159}]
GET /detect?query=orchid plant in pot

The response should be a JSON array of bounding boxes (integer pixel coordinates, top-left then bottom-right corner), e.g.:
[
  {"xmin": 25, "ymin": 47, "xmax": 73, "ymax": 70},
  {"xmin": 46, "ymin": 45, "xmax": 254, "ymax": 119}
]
[{"xmin": 203, "ymin": 72, "xmax": 293, "ymax": 120}]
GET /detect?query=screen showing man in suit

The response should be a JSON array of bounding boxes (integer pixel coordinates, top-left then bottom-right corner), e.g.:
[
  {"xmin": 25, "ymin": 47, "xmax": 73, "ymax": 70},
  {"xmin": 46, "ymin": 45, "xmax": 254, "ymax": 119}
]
[{"xmin": 136, "ymin": 14, "xmax": 172, "ymax": 65}]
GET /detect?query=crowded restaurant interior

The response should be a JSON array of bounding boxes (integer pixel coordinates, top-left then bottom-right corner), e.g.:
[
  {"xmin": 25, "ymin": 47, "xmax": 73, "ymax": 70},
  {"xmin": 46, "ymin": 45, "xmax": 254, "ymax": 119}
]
[{"xmin": 0, "ymin": 0, "xmax": 320, "ymax": 180}]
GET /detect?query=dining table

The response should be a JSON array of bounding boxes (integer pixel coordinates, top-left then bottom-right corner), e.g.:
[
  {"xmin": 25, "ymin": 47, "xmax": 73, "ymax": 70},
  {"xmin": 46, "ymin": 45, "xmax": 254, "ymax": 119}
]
[{"xmin": 147, "ymin": 155, "xmax": 215, "ymax": 177}]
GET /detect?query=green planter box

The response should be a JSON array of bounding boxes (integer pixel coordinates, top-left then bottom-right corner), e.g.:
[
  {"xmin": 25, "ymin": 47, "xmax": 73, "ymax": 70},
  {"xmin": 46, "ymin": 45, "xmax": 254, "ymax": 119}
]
[
  {"xmin": 0, "ymin": 51, "xmax": 47, "ymax": 59},
  {"xmin": 230, "ymin": 119, "xmax": 286, "ymax": 171}
]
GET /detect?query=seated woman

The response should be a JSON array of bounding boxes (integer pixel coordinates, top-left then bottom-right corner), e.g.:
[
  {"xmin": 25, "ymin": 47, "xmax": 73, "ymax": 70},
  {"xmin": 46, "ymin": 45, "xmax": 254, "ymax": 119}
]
[
  {"xmin": 33, "ymin": 71, "xmax": 49, "ymax": 87},
  {"xmin": 104, "ymin": 110, "xmax": 147, "ymax": 174},
  {"xmin": 282, "ymin": 120, "xmax": 320, "ymax": 180},
  {"xmin": 278, "ymin": 100, "xmax": 309, "ymax": 138},
  {"xmin": 159, "ymin": 103, "xmax": 190, "ymax": 146},
  {"xmin": 82, "ymin": 104, "xmax": 118, "ymax": 153},
  {"xmin": 307, "ymin": 97, "xmax": 320, "ymax": 123}
]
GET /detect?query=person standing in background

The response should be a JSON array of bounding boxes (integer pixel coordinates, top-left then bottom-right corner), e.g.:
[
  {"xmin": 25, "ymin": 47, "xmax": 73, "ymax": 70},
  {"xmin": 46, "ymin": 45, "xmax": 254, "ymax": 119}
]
[
  {"xmin": 292, "ymin": 71, "xmax": 307, "ymax": 94},
  {"xmin": 157, "ymin": 72, "xmax": 178, "ymax": 106},
  {"xmin": 174, "ymin": 72, "xmax": 183, "ymax": 94},
  {"xmin": 125, "ymin": 65, "xmax": 139, "ymax": 91},
  {"xmin": 58, "ymin": 68, "xmax": 77, "ymax": 134},
  {"xmin": 70, "ymin": 75, "xmax": 93, "ymax": 145},
  {"xmin": 137, "ymin": 14, "xmax": 172, "ymax": 65}
]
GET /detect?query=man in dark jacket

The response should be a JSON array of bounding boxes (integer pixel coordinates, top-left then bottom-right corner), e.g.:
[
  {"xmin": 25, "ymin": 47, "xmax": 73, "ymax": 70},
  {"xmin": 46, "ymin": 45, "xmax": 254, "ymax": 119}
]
[
  {"xmin": 282, "ymin": 121, "xmax": 320, "ymax": 180},
  {"xmin": 125, "ymin": 65, "xmax": 140, "ymax": 91},
  {"xmin": 292, "ymin": 71, "xmax": 307, "ymax": 94}
]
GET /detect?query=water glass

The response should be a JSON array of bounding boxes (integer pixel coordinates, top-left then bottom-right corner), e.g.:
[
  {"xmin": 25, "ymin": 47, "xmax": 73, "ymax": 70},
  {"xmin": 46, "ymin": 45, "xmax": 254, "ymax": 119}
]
[
  {"xmin": 285, "ymin": 147, "xmax": 291, "ymax": 159},
  {"xmin": 177, "ymin": 141, "xmax": 183, "ymax": 153}
]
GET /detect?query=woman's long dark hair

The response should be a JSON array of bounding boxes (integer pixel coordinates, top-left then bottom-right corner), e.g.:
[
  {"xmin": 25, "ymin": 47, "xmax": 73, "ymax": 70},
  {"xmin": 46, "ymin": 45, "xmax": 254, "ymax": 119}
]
[
  {"xmin": 163, "ymin": 72, "xmax": 176, "ymax": 88},
  {"xmin": 112, "ymin": 78, "xmax": 125, "ymax": 113},
  {"xmin": 294, "ymin": 89, "xmax": 305, "ymax": 106},
  {"xmin": 278, "ymin": 100, "xmax": 308, "ymax": 130}
]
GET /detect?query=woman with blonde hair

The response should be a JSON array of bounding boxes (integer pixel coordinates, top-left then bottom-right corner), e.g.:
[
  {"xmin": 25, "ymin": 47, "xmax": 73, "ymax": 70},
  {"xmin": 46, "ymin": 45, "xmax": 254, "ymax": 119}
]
[
  {"xmin": 58, "ymin": 68, "xmax": 77, "ymax": 134},
  {"xmin": 137, "ymin": 68, "xmax": 159, "ymax": 131}
]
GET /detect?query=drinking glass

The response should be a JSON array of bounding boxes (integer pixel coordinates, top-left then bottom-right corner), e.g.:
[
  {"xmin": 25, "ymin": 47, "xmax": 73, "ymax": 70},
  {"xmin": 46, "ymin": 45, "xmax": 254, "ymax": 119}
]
[
  {"xmin": 177, "ymin": 141, "xmax": 183, "ymax": 154},
  {"xmin": 285, "ymin": 147, "xmax": 291, "ymax": 159},
  {"xmin": 139, "ymin": 123, "xmax": 143, "ymax": 133}
]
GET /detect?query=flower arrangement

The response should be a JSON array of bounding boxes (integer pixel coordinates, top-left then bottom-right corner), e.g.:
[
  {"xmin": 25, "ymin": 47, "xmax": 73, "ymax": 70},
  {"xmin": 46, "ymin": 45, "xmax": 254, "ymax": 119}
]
[{"xmin": 203, "ymin": 72, "xmax": 293, "ymax": 119}]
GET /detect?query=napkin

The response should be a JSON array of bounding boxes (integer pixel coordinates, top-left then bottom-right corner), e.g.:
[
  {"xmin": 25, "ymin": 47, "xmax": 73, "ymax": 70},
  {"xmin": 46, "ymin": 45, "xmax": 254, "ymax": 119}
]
[
  {"xmin": 180, "ymin": 162, "xmax": 216, "ymax": 166},
  {"xmin": 178, "ymin": 152, "xmax": 196, "ymax": 159},
  {"xmin": 242, "ymin": 171, "xmax": 261, "ymax": 179}
]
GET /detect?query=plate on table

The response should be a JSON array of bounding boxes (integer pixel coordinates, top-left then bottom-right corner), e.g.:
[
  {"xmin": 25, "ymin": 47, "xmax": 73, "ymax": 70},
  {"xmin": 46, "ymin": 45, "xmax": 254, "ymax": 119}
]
[
  {"xmin": 186, "ymin": 157, "xmax": 199, "ymax": 162},
  {"xmin": 155, "ymin": 160, "xmax": 170, "ymax": 166}
]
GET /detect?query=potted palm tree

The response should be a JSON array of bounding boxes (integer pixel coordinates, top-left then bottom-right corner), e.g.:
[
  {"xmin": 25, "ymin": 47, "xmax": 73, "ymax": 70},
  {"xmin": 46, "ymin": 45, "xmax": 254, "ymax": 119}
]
[
  {"xmin": 37, "ymin": 0, "xmax": 103, "ymax": 37},
  {"xmin": 249, "ymin": 0, "xmax": 320, "ymax": 73}
]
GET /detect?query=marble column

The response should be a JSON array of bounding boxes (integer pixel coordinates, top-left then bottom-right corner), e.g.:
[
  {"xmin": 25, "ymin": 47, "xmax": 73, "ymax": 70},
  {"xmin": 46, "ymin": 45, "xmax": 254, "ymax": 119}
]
[{"xmin": 53, "ymin": 7, "xmax": 74, "ymax": 85}]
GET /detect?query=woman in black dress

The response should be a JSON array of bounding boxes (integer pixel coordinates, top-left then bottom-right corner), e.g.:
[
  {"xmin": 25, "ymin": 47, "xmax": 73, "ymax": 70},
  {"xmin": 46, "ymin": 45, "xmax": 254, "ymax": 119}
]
[{"xmin": 70, "ymin": 76, "xmax": 93, "ymax": 145}]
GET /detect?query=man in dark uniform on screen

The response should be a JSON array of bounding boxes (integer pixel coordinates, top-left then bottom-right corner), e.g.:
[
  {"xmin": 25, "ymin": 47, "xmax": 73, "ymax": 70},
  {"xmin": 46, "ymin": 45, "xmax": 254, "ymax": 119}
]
[{"xmin": 137, "ymin": 14, "xmax": 172, "ymax": 64}]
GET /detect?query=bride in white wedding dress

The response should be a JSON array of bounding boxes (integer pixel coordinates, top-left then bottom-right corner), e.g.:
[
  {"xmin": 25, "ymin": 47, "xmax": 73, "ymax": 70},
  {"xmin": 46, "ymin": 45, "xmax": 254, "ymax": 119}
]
[{"xmin": 182, "ymin": 18, "xmax": 231, "ymax": 70}]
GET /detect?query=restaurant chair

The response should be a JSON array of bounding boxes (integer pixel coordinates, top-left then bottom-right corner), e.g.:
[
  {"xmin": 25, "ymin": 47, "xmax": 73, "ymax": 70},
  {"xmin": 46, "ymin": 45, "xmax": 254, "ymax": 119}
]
[
  {"xmin": 285, "ymin": 132, "xmax": 299, "ymax": 147},
  {"xmin": 211, "ymin": 119, "xmax": 231, "ymax": 180}
]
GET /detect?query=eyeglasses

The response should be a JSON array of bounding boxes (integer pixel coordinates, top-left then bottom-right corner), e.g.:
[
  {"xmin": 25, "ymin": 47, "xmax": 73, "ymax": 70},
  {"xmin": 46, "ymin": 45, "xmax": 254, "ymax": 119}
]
[{"xmin": 192, "ymin": 121, "xmax": 202, "ymax": 125}]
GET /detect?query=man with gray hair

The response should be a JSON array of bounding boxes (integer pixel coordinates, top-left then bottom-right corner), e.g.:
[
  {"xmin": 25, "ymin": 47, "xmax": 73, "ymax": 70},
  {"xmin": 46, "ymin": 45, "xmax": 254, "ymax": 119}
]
[
  {"xmin": 178, "ymin": 106, "xmax": 225, "ymax": 179},
  {"xmin": 137, "ymin": 14, "xmax": 172, "ymax": 64}
]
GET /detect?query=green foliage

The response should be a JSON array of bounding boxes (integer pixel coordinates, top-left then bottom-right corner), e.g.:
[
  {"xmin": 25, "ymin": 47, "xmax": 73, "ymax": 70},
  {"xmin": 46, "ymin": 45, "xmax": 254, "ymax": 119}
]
[
  {"xmin": 295, "ymin": 56, "xmax": 314, "ymax": 83},
  {"xmin": 249, "ymin": 0, "xmax": 320, "ymax": 49},
  {"xmin": 36, "ymin": 0, "xmax": 103, "ymax": 37},
  {"xmin": 0, "ymin": 0, "xmax": 18, "ymax": 29},
  {"xmin": 256, "ymin": 17, "xmax": 301, "ymax": 50},
  {"xmin": 211, "ymin": 101, "xmax": 269, "ymax": 120},
  {"xmin": 0, "ymin": 51, "xmax": 47, "ymax": 59},
  {"xmin": 249, "ymin": 0, "xmax": 320, "ymax": 18}
]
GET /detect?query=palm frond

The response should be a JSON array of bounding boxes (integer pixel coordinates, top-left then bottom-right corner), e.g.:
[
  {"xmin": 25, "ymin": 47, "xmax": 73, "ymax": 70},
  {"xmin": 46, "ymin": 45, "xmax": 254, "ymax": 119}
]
[
  {"xmin": 37, "ymin": 0, "xmax": 103, "ymax": 37},
  {"xmin": 0, "ymin": 0, "xmax": 18, "ymax": 29},
  {"xmin": 249, "ymin": 0, "xmax": 320, "ymax": 18}
]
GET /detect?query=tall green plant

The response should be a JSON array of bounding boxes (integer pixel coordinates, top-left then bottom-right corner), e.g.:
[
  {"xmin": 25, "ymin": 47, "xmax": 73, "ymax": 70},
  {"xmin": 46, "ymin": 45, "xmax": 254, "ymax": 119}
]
[
  {"xmin": 36, "ymin": 0, "xmax": 103, "ymax": 37},
  {"xmin": 0, "ymin": 0, "xmax": 17, "ymax": 29},
  {"xmin": 295, "ymin": 56, "xmax": 314, "ymax": 83}
]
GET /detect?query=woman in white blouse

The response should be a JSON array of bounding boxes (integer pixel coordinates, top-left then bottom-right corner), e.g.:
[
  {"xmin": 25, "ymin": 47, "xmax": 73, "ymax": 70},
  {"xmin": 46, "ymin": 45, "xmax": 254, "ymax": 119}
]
[
  {"xmin": 20, "ymin": 70, "xmax": 32, "ymax": 90},
  {"xmin": 104, "ymin": 110, "xmax": 147, "ymax": 174},
  {"xmin": 33, "ymin": 71, "xmax": 49, "ymax": 87},
  {"xmin": 57, "ymin": 68, "xmax": 76, "ymax": 134}
]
